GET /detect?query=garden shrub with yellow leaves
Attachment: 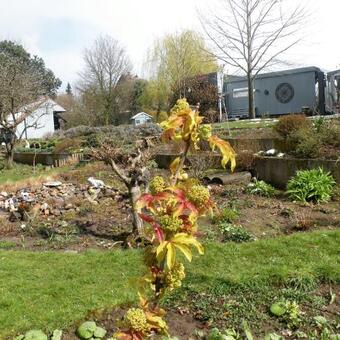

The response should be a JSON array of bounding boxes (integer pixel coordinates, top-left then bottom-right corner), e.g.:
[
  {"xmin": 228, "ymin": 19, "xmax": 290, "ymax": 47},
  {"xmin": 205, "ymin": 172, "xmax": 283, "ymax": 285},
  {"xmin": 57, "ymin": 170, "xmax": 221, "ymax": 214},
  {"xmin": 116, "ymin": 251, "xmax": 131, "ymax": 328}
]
[{"xmin": 115, "ymin": 99, "xmax": 236, "ymax": 339}]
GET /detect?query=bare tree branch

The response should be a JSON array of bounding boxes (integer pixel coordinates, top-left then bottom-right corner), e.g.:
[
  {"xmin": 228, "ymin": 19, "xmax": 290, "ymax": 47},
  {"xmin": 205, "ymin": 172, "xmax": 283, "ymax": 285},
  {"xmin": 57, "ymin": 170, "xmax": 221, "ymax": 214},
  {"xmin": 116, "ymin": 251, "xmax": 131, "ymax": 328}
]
[{"xmin": 200, "ymin": 0, "xmax": 307, "ymax": 118}]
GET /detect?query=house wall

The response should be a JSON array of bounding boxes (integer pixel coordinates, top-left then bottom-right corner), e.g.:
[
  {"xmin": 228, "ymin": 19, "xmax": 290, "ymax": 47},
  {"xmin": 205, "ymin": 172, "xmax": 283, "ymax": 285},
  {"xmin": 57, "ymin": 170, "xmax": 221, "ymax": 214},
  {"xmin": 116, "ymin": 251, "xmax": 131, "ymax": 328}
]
[
  {"xmin": 133, "ymin": 113, "xmax": 152, "ymax": 125},
  {"xmin": 225, "ymin": 70, "xmax": 318, "ymax": 117},
  {"xmin": 16, "ymin": 105, "xmax": 55, "ymax": 139}
]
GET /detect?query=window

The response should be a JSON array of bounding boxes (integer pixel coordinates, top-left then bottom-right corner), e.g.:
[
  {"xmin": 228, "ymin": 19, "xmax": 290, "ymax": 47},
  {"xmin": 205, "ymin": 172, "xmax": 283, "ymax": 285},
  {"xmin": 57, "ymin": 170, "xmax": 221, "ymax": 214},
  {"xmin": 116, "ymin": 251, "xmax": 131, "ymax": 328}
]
[
  {"xmin": 233, "ymin": 87, "xmax": 249, "ymax": 98},
  {"xmin": 135, "ymin": 119, "xmax": 141, "ymax": 125}
]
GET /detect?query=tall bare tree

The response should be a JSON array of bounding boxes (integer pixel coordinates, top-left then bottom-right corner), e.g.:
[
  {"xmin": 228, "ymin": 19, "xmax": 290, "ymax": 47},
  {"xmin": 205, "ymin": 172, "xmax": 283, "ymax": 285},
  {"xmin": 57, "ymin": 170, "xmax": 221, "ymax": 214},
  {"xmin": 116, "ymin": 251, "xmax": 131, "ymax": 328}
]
[
  {"xmin": 78, "ymin": 36, "xmax": 132, "ymax": 125},
  {"xmin": 201, "ymin": 0, "xmax": 306, "ymax": 118},
  {"xmin": 0, "ymin": 41, "xmax": 61, "ymax": 167}
]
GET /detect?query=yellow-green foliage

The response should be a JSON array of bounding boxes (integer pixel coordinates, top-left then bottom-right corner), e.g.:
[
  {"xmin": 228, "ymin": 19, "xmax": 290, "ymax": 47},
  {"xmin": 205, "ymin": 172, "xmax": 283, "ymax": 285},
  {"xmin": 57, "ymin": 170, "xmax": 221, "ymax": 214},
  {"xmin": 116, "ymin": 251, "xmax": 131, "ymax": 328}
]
[
  {"xmin": 149, "ymin": 176, "xmax": 166, "ymax": 195},
  {"xmin": 159, "ymin": 215, "xmax": 184, "ymax": 233},
  {"xmin": 187, "ymin": 185, "xmax": 210, "ymax": 208},
  {"xmin": 164, "ymin": 262, "xmax": 185, "ymax": 291},
  {"xmin": 124, "ymin": 308, "xmax": 150, "ymax": 333}
]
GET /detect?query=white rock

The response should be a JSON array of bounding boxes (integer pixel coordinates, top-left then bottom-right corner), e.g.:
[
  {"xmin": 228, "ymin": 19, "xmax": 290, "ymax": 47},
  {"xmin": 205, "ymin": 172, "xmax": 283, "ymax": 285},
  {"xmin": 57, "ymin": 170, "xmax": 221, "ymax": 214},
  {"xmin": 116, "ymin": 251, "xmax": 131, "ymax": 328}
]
[
  {"xmin": 277, "ymin": 153, "xmax": 285, "ymax": 158},
  {"xmin": 265, "ymin": 149, "xmax": 277, "ymax": 156},
  {"xmin": 21, "ymin": 192, "xmax": 30, "ymax": 201},
  {"xmin": 88, "ymin": 177, "xmax": 105, "ymax": 188},
  {"xmin": 41, "ymin": 202, "xmax": 49, "ymax": 211}
]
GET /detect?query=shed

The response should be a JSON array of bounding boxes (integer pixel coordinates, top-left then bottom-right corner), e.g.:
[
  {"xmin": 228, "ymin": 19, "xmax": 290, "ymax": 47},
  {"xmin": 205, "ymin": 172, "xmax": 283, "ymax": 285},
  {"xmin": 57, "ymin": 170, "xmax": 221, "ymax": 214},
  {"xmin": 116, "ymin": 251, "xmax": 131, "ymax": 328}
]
[
  {"xmin": 130, "ymin": 112, "xmax": 153, "ymax": 126},
  {"xmin": 16, "ymin": 98, "xmax": 66, "ymax": 139},
  {"xmin": 224, "ymin": 67, "xmax": 326, "ymax": 118}
]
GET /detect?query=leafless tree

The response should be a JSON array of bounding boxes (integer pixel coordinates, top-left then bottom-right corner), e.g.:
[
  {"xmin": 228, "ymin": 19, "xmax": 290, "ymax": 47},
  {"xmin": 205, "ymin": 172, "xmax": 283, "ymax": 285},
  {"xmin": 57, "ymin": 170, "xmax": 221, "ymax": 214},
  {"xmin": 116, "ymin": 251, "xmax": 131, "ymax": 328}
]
[
  {"xmin": 78, "ymin": 36, "xmax": 132, "ymax": 125},
  {"xmin": 0, "ymin": 56, "xmax": 48, "ymax": 168},
  {"xmin": 200, "ymin": 0, "xmax": 306, "ymax": 119}
]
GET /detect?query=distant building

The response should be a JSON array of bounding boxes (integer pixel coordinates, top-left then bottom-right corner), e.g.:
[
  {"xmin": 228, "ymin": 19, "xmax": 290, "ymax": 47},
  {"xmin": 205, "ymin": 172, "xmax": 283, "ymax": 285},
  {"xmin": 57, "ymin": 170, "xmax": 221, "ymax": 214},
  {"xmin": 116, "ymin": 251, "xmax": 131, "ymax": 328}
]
[
  {"xmin": 224, "ymin": 67, "xmax": 326, "ymax": 118},
  {"xmin": 326, "ymin": 69, "xmax": 340, "ymax": 114},
  {"xmin": 130, "ymin": 112, "xmax": 153, "ymax": 126},
  {"xmin": 16, "ymin": 98, "xmax": 66, "ymax": 139},
  {"xmin": 199, "ymin": 67, "xmax": 339, "ymax": 118}
]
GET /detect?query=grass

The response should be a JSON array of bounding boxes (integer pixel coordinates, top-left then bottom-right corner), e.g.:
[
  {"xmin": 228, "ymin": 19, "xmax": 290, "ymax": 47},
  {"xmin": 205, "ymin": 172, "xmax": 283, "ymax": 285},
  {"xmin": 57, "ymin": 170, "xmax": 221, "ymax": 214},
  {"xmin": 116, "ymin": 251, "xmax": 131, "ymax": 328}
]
[
  {"xmin": 165, "ymin": 230, "xmax": 340, "ymax": 333},
  {"xmin": 213, "ymin": 118, "xmax": 277, "ymax": 130},
  {"xmin": 0, "ymin": 249, "xmax": 143, "ymax": 338},
  {"xmin": 0, "ymin": 240, "xmax": 16, "ymax": 249},
  {"xmin": 0, "ymin": 230, "xmax": 339, "ymax": 337},
  {"xmin": 186, "ymin": 230, "xmax": 339, "ymax": 290},
  {"xmin": 0, "ymin": 163, "xmax": 70, "ymax": 185}
]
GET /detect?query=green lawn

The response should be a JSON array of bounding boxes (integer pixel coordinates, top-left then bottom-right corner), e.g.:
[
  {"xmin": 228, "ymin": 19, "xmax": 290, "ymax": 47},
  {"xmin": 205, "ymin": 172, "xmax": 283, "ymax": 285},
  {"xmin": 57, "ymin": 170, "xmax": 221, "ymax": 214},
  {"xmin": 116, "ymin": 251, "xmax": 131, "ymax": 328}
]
[
  {"xmin": 0, "ymin": 163, "xmax": 70, "ymax": 185},
  {"xmin": 0, "ymin": 230, "xmax": 339, "ymax": 337},
  {"xmin": 212, "ymin": 118, "xmax": 277, "ymax": 130}
]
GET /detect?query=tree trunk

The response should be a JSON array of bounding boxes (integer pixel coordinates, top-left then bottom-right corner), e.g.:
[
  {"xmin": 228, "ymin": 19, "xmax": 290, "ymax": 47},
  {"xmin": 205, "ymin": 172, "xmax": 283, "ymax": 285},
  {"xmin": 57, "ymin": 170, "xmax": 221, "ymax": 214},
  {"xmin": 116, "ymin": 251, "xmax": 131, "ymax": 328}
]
[
  {"xmin": 128, "ymin": 184, "xmax": 143, "ymax": 236},
  {"xmin": 5, "ymin": 143, "xmax": 15, "ymax": 169},
  {"xmin": 247, "ymin": 74, "xmax": 255, "ymax": 119}
]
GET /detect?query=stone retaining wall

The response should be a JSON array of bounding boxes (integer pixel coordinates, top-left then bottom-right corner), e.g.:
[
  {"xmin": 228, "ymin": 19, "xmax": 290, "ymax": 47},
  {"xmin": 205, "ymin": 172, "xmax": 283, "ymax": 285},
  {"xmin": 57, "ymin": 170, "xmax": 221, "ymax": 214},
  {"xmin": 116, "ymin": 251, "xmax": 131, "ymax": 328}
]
[
  {"xmin": 13, "ymin": 152, "xmax": 84, "ymax": 167},
  {"xmin": 254, "ymin": 156, "xmax": 340, "ymax": 189}
]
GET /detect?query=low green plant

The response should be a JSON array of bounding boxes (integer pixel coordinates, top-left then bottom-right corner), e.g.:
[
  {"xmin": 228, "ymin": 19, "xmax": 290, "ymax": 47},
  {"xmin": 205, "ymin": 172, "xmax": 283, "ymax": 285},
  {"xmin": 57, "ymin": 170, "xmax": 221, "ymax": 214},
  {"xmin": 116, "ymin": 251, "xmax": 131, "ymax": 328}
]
[
  {"xmin": 270, "ymin": 300, "xmax": 301, "ymax": 328},
  {"xmin": 246, "ymin": 179, "xmax": 276, "ymax": 197},
  {"xmin": 286, "ymin": 168, "xmax": 336, "ymax": 203},
  {"xmin": 219, "ymin": 223, "xmax": 253, "ymax": 243},
  {"xmin": 77, "ymin": 321, "xmax": 106, "ymax": 339},
  {"xmin": 207, "ymin": 327, "xmax": 240, "ymax": 340},
  {"xmin": 211, "ymin": 207, "xmax": 239, "ymax": 224},
  {"xmin": 288, "ymin": 127, "xmax": 320, "ymax": 158},
  {"xmin": 285, "ymin": 119, "xmax": 340, "ymax": 159},
  {"xmin": 313, "ymin": 116, "xmax": 325, "ymax": 133},
  {"xmin": 0, "ymin": 240, "xmax": 16, "ymax": 249}
]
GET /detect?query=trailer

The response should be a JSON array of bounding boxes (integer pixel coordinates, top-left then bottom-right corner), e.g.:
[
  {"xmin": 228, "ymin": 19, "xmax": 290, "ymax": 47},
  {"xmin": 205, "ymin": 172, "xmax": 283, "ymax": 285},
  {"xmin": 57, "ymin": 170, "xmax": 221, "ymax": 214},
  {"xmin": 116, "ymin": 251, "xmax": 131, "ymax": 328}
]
[{"xmin": 224, "ymin": 67, "xmax": 326, "ymax": 118}]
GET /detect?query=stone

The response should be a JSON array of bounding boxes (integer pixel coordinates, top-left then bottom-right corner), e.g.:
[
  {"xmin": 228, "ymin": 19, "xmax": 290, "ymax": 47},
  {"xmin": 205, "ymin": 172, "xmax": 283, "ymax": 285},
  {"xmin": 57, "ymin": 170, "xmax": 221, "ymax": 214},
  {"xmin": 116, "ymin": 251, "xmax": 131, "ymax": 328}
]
[
  {"xmin": 87, "ymin": 177, "xmax": 105, "ymax": 188},
  {"xmin": 9, "ymin": 211, "xmax": 21, "ymax": 222},
  {"xmin": 51, "ymin": 209, "xmax": 62, "ymax": 216},
  {"xmin": 102, "ymin": 188, "xmax": 114, "ymax": 197},
  {"xmin": 65, "ymin": 203, "xmax": 73, "ymax": 210},
  {"xmin": 265, "ymin": 149, "xmax": 277, "ymax": 156},
  {"xmin": 43, "ymin": 181, "xmax": 62, "ymax": 188},
  {"xmin": 40, "ymin": 203, "xmax": 49, "ymax": 212},
  {"xmin": 50, "ymin": 197, "xmax": 65, "ymax": 209}
]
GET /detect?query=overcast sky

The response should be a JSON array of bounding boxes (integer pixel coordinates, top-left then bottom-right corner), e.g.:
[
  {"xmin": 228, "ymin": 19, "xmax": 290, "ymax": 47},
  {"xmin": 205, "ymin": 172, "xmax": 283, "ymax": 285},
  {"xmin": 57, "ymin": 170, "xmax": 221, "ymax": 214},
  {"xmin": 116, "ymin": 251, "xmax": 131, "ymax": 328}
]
[{"xmin": 0, "ymin": 0, "xmax": 339, "ymax": 91}]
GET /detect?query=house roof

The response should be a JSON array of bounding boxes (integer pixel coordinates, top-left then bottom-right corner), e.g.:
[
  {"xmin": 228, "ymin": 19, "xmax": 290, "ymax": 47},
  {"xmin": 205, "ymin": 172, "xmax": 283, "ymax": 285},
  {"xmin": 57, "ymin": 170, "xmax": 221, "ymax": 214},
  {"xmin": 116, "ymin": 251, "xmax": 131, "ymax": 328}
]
[
  {"xmin": 327, "ymin": 69, "xmax": 340, "ymax": 76},
  {"xmin": 130, "ymin": 112, "xmax": 153, "ymax": 120},
  {"xmin": 19, "ymin": 97, "xmax": 66, "ymax": 113},
  {"xmin": 227, "ymin": 66, "xmax": 322, "ymax": 83}
]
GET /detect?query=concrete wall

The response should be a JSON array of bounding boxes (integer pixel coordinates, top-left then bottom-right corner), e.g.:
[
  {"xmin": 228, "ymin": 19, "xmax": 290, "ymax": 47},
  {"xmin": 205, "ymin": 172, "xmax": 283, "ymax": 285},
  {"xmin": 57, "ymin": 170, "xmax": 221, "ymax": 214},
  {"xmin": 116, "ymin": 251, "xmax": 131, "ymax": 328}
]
[{"xmin": 254, "ymin": 156, "xmax": 340, "ymax": 189}]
